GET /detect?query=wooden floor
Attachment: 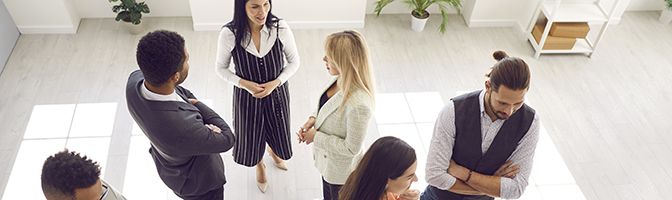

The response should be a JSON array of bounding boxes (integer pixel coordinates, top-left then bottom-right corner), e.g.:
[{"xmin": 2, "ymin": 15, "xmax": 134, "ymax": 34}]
[{"xmin": 0, "ymin": 12, "xmax": 671, "ymax": 200}]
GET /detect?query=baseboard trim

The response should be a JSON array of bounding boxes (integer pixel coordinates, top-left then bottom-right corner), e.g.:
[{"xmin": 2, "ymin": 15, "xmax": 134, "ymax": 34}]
[
  {"xmin": 467, "ymin": 19, "xmax": 529, "ymax": 39},
  {"xmin": 192, "ymin": 23, "xmax": 226, "ymax": 31},
  {"xmin": 18, "ymin": 24, "xmax": 79, "ymax": 34},
  {"xmin": 467, "ymin": 19, "xmax": 519, "ymax": 28},
  {"xmin": 287, "ymin": 21, "xmax": 365, "ymax": 29},
  {"xmin": 193, "ymin": 20, "xmax": 365, "ymax": 31}
]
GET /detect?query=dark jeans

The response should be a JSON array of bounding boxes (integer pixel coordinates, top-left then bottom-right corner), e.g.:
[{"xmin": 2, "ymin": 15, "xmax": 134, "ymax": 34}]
[
  {"xmin": 322, "ymin": 177, "xmax": 343, "ymax": 200},
  {"xmin": 421, "ymin": 185, "xmax": 492, "ymax": 200},
  {"xmin": 176, "ymin": 187, "xmax": 224, "ymax": 200}
]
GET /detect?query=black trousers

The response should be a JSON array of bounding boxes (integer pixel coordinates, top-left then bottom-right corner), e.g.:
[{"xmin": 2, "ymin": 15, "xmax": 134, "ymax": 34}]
[
  {"xmin": 322, "ymin": 177, "xmax": 343, "ymax": 200},
  {"xmin": 176, "ymin": 187, "xmax": 224, "ymax": 200}
]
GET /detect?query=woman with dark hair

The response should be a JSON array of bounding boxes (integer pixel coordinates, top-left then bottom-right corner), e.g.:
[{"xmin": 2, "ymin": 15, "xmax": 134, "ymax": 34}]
[
  {"xmin": 214, "ymin": 0, "xmax": 300, "ymax": 193},
  {"xmin": 339, "ymin": 136, "xmax": 421, "ymax": 200}
]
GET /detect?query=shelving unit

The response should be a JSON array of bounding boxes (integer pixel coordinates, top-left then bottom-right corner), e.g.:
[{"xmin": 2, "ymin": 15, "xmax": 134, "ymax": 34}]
[{"xmin": 527, "ymin": 0, "xmax": 619, "ymax": 58}]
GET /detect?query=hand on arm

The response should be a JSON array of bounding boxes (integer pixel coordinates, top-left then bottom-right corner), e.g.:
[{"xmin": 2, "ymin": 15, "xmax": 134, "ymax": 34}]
[
  {"xmin": 493, "ymin": 161, "xmax": 520, "ymax": 179},
  {"xmin": 300, "ymin": 127, "xmax": 316, "ymax": 144},
  {"xmin": 188, "ymin": 98, "xmax": 234, "ymax": 139},
  {"xmin": 297, "ymin": 116, "xmax": 316, "ymax": 144},
  {"xmin": 447, "ymin": 160, "xmax": 520, "ymax": 197},
  {"xmin": 205, "ymin": 124, "xmax": 222, "ymax": 134},
  {"xmin": 252, "ymin": 79, "xmax": 281, "ymax": 98},
  {"xmin": 240, "ymin": 79, "xmax": 264, "ymax": 95},
  {"xmin": 444, "ymin": 160, "xmax": 485, "ymax": 195}
]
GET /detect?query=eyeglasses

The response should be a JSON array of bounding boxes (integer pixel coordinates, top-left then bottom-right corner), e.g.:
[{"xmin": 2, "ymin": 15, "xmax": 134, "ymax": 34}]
[{"xmin": 99, "ymin": 184, "xmax": 109, "ymax": 200}]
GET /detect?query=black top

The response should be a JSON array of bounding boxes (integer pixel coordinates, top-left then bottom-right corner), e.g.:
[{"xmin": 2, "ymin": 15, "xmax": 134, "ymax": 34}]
[
  {"xmin": 319, "ymin": 91, "xmax": 329, "ymax": 110},
  {"xmin": 125, "ymin": 70, "xmax": 236, "ymax": 196},
  {"xmin": 319, "ymin": 83, "xmax": 336, "ymax": 110}
]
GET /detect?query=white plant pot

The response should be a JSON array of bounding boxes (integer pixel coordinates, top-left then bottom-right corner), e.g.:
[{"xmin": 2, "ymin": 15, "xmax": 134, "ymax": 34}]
[
  {"xmin": 660, "ymin": 8, "xmax": 672, "ymax": 24},
  {"xmin": 411, "ymin": 13, "xmax": 429, "ymax": 32},
  {"xmin": 122, "ymin": 22, "xmax": 146, "ymax": 35}
]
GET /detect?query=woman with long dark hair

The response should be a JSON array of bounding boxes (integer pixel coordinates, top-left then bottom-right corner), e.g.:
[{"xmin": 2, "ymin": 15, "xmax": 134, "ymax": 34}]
[
  {"xmin": 338, "ymin": 136, "xmax": 421, "ymax": 200},
  {"xmin": 215, "ymin": 0, "xmax": 300, "ymax": 193}
]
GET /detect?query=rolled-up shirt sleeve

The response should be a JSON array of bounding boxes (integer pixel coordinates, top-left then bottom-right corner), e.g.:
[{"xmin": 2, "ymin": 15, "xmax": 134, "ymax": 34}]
[{"xmin": 425, "ymin": 103, "xmax": 459, "ymax": 190}]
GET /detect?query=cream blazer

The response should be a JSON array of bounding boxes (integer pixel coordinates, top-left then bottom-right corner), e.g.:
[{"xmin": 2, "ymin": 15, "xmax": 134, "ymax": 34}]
[{"xmin": 311, "ymin": 78, "xmax": 374, "ymax": 184}]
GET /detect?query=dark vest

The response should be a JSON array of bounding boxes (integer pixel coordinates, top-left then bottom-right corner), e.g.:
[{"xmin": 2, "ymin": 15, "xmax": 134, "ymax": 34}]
[{"xmin": 431, "ymin": 90, "xmax": 535, "ymax": 200}]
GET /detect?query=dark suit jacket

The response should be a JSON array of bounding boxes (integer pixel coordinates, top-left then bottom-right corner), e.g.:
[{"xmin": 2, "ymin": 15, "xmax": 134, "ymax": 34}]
[{"xmin": 125, "ymin": 70, "xmax": 235, "ymax": 196}]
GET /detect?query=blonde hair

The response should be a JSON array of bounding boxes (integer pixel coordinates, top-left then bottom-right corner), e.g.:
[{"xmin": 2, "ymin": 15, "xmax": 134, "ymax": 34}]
[{"xmin": 324, "ymin": 30, "xmax": 375, "ymax": 108}]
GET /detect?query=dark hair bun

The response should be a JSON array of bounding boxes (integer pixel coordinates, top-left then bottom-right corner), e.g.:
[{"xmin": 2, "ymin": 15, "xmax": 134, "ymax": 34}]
[{"xmin": 493, "ymin": 50, "xmax": 509, "ymax": 61}]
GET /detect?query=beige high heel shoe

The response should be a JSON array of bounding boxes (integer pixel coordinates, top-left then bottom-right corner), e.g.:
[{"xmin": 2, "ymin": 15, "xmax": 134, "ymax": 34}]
[
  {"xmin": 267, "ymin": 148, "xmax": 288, "ymax": 171},
  {"xmin": 256, "ymin": 162, "xmax": 268, "ymax": 193}
]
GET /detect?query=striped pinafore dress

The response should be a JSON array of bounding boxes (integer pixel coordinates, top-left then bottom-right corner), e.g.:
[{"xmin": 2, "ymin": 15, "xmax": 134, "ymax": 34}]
[{"xmin": 231, "ymin": 29, "xmax": 292, "ymax": 167}]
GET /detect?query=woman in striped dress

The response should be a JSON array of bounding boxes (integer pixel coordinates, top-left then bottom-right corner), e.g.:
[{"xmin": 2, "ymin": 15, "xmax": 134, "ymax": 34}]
[{"xmin": 215, "ymin": 0, "xmax": 300, "ymax": 193}]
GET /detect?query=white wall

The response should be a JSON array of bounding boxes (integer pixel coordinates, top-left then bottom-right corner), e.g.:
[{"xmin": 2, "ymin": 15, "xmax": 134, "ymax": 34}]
[
  {"xmin": 73, "ymin": 0, "xmax": 191, "ymax": 18},
  {"xmin": 464, "ymin": 0, "xmax": 538, "ymax": 30},
  {"xmin": 1, "ymin": 0, "xmax": 19, "ymax": 74},
  {"xmin": 6, "ymin": 0, "xmax": 666, "ymax": 34},
  {"xmin": 627, "ymin": 0, "xmax": 666, "ymax": 10},
  {"xmin": 458, "ymin": 0, "xmax": 664, "ymax": 34},
  {"xmin": 462, "ymin": 0, "xmax": 478, "ymax": 23},
  {"xmin": 275, "ymin": 0, "xmax": 366, "ymax": 28},
  {"xmin": 3, "ymin": 0, "xmax": 81, "ymax": 34},
  {"xmin": 190, "ymin": 0, "xmax": 367, "ymax": 31},
  {"xmin": 188, "ymin": 0, "xmax": 232, "ymax": 31}
]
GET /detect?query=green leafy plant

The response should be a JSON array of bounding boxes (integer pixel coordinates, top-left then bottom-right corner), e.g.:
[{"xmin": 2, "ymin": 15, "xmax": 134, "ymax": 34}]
[
  {"xmin": 109, "ymin": 0, "xmax": 150, "ymax": 25},
  {"xmin": 374, "ymin": 0, "xmax": 462, "ymax": 33},
  {"xmin": 666, "ymin": 0, "xmax": 672, "ymax": 9}
]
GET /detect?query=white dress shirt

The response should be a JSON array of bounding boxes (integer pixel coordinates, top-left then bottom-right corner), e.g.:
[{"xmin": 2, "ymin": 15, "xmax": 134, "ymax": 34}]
[
  {"xmin": 215, "ymin": 20, "xmax": 300, "ymax": 87},
  {"xmin": 140, "ymin": 81, "xmax": 185, "ymax": 102},
  {"xmin": 425, "ymin": 90, "xmax": 541, "ymax": 199}
]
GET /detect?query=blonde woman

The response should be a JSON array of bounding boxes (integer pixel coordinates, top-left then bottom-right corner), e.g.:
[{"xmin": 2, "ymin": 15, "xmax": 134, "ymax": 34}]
[{"xmin": 297, "ymin": 30, "xmax": 375, "ymax": 200}]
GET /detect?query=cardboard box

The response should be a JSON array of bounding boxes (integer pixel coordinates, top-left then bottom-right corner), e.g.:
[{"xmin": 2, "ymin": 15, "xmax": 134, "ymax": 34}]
[
  {"xmin": 532, "ymin": 24, "xmax": 576, "ymax": 50},
  {"xmin": 550, "ymin": 22, "xmax": 590, "ymax": 38}
]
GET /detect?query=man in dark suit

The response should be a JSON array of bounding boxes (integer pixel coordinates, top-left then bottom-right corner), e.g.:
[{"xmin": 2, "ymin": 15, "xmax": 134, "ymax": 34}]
[{"xmin": 126, "ymin": 30, "xmax": 235, "ymax": 200}]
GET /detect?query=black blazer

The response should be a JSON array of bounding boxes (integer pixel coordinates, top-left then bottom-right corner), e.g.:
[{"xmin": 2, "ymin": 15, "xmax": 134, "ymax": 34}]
[{"xmin": 125, "ymin": 70, "xmax": 235, "ymax": 196}]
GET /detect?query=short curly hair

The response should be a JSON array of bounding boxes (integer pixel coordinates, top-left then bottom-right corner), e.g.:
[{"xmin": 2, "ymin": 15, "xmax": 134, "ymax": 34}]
[
  {"xmin": 41, "ymin": 149, "xmax": 101, "ymax": 199},
  {"xmin": 136, "ymin": 30, "xmax": 186, "ymax": 86}
]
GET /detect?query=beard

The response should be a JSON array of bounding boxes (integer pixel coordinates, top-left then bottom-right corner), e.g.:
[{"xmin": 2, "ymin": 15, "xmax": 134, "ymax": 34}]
[{"xmin": 487, "ymin": 93, "xmax": 510, "ymax": 120}]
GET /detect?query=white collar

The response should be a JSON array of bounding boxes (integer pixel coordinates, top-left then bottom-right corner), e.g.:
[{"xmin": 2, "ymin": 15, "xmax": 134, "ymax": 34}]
[{"xmin": 140, "ymin": 81, "xmax": 183, "ymax": 102}]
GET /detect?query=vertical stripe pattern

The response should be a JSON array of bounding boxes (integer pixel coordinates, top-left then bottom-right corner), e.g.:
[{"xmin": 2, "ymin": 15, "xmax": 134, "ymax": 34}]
[{"xmin": 231, "ymin": 36, "xmax": 292, "ymax": 167}]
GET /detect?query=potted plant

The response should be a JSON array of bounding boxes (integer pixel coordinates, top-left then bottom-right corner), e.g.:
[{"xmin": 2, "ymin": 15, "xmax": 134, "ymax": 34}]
[
  {"xmin": 374, "ymin": 0, "xmax": 462, "ymax": 33},
  {"xmin": 109, "ymin": 0, "xmax": 150, "ymax": 34},
  {"xmin": 660, "ymin": 0, "xmax": 672, "ymax": 24}
]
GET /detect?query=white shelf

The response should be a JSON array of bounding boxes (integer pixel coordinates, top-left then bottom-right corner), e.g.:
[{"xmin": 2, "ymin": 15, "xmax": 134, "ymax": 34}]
[
  {"xmin": 527, "ymin": 0, "xmax": 617, "ymax": 58},
  {"xmin": 543, "ymin": 3, "xmax": 608, "ymax": 22},
  {"xmin": 528, "ymin": 35, "xmax": 594, "ymax": 54}
]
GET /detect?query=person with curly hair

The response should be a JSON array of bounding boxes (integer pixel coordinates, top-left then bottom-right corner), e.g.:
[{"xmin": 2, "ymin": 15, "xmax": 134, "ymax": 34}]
[
  {"xmin": 126, "ymin": 30, "xmax": 236, "ymax": 200},
  {"xmin": 41, "ymin": 149, "xmax": 125, "ymax": 200}
]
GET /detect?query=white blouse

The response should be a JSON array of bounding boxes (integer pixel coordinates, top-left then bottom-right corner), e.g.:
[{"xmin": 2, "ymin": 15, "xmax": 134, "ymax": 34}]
[{"xmin": 215, "ymin": 20, "xmax": 300, "ymax": 87}]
